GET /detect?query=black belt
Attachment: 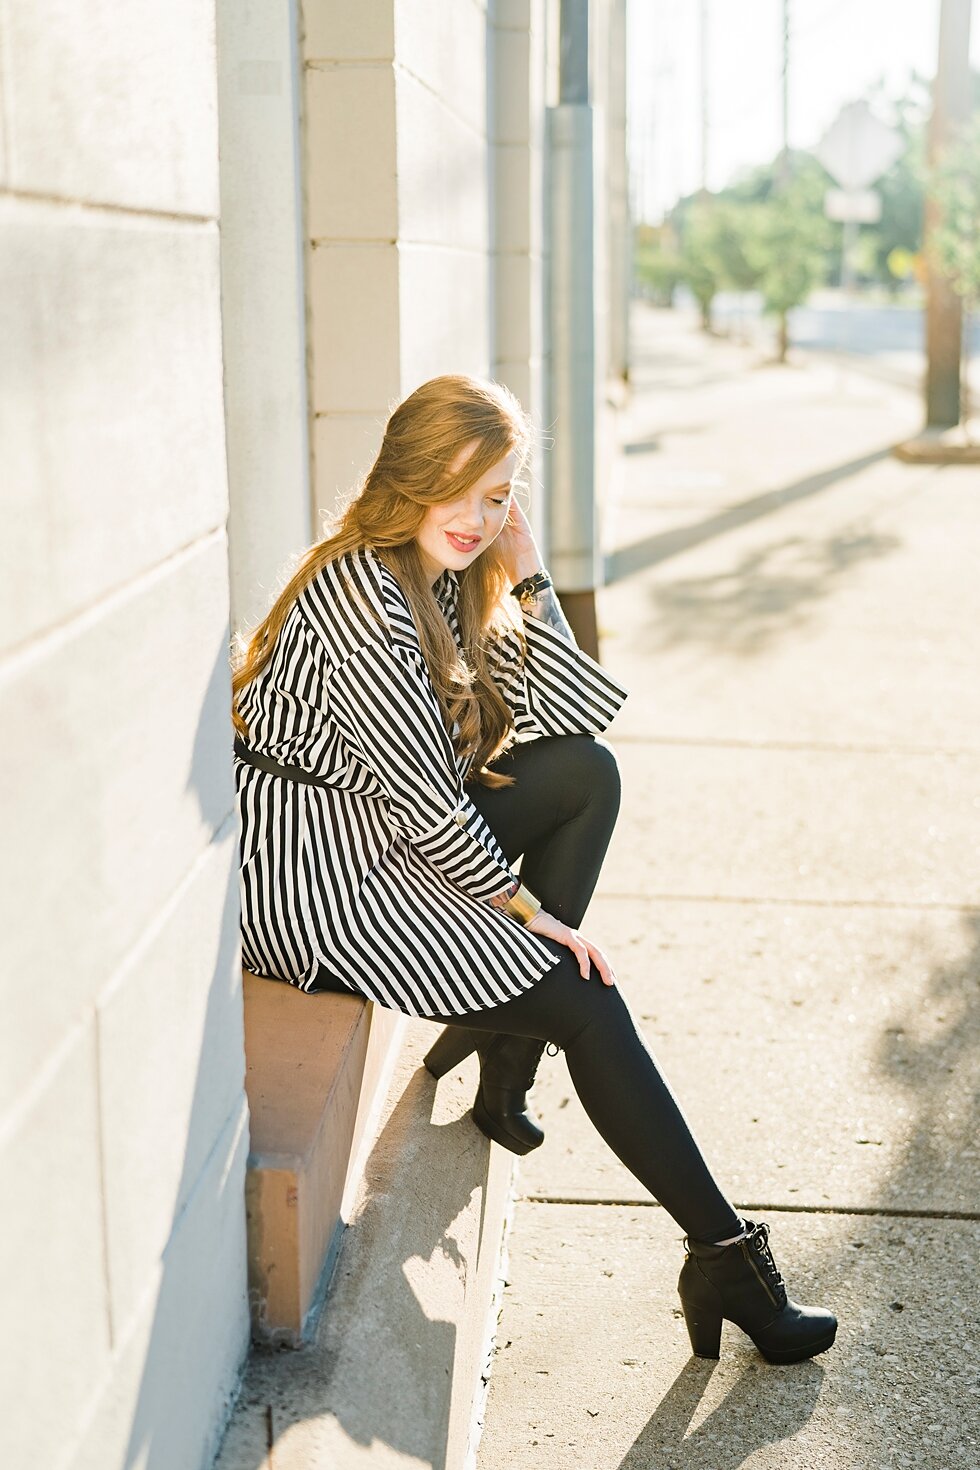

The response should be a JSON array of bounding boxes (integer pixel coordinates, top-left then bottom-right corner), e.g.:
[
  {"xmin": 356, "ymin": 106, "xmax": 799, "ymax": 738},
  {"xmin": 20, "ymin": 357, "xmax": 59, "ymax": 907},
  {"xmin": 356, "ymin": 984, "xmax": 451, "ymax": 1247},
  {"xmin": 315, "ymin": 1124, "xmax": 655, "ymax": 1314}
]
[{"xmin": 233, "ymin": 736, "xmax": 334, "ymax": 789}]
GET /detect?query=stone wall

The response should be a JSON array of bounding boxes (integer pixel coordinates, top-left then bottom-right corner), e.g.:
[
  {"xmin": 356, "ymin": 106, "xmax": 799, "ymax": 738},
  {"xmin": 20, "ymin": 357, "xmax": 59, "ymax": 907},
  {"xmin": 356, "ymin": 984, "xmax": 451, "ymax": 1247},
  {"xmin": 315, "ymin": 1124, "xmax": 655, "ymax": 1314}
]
[{"xmin": 0, "ymin": 3, "xmax": 250, "ymax": 1466}]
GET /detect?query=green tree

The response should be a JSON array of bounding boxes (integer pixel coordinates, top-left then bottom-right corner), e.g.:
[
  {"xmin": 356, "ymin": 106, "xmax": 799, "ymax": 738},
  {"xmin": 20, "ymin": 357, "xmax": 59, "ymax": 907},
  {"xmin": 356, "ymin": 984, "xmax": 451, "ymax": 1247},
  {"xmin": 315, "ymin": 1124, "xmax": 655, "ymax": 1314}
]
[
  {"xmin": 677, "ymin": 199, "xmax": 725, "ymax": 330},
  {"xmin": 744, "ymin": 181, "xmax": 833, "ymax": 361},
  {"xmin": 633, "ymin": 223, "xmax": 684, "ymax": 307}
]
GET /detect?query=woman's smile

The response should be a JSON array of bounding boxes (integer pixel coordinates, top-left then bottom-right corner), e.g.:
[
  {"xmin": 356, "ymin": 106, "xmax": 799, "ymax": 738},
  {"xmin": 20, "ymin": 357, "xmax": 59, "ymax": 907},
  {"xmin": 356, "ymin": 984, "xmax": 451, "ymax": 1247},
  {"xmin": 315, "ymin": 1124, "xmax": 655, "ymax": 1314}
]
[{"xmin": 445, "ymin": 531, "xmax": 482, "ymax": 553}]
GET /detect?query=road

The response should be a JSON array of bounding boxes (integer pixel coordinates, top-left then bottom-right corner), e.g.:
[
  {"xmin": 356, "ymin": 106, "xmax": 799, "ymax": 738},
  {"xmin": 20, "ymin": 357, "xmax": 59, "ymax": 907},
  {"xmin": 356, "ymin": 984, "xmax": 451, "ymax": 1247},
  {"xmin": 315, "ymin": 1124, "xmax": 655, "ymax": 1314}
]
[{"xmin": 702, "ymin": 288, "xmax": 980, "ymax": 391}]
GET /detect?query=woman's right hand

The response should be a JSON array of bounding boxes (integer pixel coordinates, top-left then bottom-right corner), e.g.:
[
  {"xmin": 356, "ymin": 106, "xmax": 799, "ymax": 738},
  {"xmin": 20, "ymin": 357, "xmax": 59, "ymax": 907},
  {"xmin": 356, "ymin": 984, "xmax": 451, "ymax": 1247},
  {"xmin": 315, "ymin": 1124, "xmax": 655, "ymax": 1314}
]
[{"xmin": 527, "ymin": 907, "xmax": 617, "ymax": 986}]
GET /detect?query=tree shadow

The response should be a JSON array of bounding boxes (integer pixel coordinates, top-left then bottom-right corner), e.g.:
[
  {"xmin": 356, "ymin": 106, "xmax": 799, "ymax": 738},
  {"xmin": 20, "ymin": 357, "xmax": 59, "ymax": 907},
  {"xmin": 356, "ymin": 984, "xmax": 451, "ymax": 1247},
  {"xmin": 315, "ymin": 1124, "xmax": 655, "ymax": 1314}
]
[
  {"xmin": 605, "ymin": 447, "xmax": 892, "ymax": 586},
  {"xmin": 785, "ymin": 905, "xmax": 980, "ymax": 1468},
  {"xmin": 636, "ymin": 523, "xmax": 901, "ymax": 659}
]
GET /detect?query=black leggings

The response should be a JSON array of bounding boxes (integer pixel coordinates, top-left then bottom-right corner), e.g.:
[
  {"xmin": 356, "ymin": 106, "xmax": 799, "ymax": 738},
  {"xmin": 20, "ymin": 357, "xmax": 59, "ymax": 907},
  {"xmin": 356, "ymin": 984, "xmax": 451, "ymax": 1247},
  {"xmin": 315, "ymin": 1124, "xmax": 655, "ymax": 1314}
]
[{"xmin": 432, "ymin": 734, "xmax": 741, "ymax": 1245}]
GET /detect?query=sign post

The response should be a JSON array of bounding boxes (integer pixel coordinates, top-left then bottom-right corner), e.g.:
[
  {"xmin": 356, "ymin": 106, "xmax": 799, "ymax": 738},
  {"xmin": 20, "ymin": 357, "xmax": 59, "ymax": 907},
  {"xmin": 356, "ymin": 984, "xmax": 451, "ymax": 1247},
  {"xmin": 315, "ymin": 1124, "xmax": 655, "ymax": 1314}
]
[{"xmin": 815, "ymin": 102, "xmax": 903, "ymax": 368}]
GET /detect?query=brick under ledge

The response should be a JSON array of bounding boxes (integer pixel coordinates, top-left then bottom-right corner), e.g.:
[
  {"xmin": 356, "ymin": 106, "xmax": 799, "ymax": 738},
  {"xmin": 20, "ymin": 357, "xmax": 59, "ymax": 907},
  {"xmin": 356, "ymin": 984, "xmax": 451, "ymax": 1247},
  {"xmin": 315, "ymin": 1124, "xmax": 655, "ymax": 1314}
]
[{"xmin": 242, "ymin": 969, "xmax": 402, "ymax": 1344}]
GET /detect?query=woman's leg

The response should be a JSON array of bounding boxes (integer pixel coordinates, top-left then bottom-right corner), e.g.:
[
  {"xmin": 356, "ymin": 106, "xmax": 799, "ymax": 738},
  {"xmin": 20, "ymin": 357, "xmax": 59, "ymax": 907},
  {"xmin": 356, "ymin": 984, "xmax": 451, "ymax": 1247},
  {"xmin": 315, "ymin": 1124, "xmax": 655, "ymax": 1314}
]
[
  {"xmin": 450, "ymin": 734, "xmax": 738, "ymax": 1240},
  {"xmin": 468, "ymin": 733, "xmax": 622, "ymax": 927},
  {"xmin": 432, "ymin": 942, "xmax": 741, "ymax": 1246}
]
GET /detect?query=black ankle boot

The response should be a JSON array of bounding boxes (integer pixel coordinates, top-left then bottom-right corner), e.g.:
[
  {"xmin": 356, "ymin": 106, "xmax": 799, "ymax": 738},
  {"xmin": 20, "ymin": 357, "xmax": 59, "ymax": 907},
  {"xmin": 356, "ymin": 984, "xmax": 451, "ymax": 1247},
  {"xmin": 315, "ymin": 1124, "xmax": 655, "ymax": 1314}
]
[
  {"xmin": 678, "ymin": 1219, "xmax": 837, "ymax": 1364},
  {"xmin": 423, "ymin": 1027, "xmax": 550, "ymax": 1155}
]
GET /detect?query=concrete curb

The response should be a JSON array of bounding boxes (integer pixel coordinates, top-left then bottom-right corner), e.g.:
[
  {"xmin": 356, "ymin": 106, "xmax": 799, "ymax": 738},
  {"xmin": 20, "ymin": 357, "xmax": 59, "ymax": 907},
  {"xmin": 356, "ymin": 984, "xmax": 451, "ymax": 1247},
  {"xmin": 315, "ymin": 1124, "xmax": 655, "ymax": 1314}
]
[{"xmin": 214, "ymin": 1023, "xmax": 515, "ymax": 1470}]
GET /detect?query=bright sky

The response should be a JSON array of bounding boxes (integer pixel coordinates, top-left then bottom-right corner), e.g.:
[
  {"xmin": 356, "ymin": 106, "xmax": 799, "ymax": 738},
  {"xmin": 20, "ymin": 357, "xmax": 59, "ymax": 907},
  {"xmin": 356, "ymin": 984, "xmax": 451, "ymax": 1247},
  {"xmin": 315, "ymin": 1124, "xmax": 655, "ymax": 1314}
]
[{"xmin": 627, "ymin": 0, "xmax": 980, "ymax": 222}]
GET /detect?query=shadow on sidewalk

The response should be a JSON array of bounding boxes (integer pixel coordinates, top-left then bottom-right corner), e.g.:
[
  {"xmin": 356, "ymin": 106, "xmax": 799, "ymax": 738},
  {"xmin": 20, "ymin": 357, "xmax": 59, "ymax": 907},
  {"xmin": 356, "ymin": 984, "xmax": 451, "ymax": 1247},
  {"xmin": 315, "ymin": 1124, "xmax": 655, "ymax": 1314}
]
[
  {"xmin": 227, "ymin": 1056, "xmax": 498, "ymax": 1470},
  {"xmin": 606, "ymin": 446, "xmax": 892, "ymax": 586},
  {"xmin": 638, "ymin": 522, "xmax": 901, "ymax": 657},
  {"xmin": 618, "ymin": 1357, "xmax": 824, "ymax": 1469},
  {"xmin": 871, "ymin": 909, "xmax": 980, "ymax": 1216}
]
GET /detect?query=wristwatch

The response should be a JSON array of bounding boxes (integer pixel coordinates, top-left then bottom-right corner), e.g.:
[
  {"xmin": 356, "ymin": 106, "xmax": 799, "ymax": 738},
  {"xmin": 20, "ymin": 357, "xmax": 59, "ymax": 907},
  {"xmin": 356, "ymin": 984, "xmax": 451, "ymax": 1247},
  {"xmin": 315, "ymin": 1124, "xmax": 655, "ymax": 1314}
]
[{"xmin": 510, "ymin": 569, "xmax": 553, "ymax": 609}]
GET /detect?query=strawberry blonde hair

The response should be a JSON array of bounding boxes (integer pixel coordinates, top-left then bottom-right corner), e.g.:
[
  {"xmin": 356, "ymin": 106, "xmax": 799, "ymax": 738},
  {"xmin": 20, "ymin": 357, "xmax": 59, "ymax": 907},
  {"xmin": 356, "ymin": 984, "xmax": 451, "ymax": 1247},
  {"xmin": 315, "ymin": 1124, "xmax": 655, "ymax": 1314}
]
[{"xmin": 230, "ymin": 374, "xmax": 536, "ymax": 787}]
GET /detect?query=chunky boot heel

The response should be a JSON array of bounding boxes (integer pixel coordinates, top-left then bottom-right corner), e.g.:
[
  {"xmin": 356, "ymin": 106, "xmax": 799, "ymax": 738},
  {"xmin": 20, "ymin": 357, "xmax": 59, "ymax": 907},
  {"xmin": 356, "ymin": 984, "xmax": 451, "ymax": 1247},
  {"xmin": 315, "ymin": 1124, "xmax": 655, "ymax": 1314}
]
[
  {"xmin": 423, "ymin": 1025, "xmax": 481, "ymax": 1079},
  {"xmin": 680, "ymin": 1297, "xmax": 723, "ymax": 1359},
  {"xmin": 678, "ymin": 1220, "xmax": 837, "ymax": 1365}
]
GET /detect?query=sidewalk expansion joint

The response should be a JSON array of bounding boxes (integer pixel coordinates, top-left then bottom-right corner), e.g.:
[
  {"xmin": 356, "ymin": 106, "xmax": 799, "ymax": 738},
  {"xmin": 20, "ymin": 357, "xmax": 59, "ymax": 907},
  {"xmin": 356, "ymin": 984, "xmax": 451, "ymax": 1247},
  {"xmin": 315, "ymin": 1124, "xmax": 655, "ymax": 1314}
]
[
  {"xmin": 521, "ymin": 1195, "xmax": 980, "ymax": 1222},
  {"xmin": 598, "ymin": 891, "xmax": 980, "ymax": 914},
  {"xmin": 610, "ymin": 733, "xmax": 980, "ymax": 758}
]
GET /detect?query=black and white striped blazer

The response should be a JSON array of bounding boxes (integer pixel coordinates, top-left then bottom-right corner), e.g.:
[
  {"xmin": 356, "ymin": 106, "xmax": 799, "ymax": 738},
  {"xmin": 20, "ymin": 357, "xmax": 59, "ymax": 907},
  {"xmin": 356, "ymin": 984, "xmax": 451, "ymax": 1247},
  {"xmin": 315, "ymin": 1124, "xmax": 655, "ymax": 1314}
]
[{"xmin": 234, "ymin": 545, "xmax": 629, "ymax": 1017}]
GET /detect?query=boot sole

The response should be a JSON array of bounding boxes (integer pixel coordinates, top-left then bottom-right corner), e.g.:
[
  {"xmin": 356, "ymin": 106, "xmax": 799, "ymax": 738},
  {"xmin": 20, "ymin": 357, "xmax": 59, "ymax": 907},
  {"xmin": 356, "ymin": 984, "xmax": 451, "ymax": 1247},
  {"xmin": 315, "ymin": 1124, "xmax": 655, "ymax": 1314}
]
[
  {"xmin": 753, "ymin": 1323, "xmax": 838, "ymax": 1365},
  {"xmin": 472, "ymin": 1092, "xmax": 541, "ymax": 1156}
]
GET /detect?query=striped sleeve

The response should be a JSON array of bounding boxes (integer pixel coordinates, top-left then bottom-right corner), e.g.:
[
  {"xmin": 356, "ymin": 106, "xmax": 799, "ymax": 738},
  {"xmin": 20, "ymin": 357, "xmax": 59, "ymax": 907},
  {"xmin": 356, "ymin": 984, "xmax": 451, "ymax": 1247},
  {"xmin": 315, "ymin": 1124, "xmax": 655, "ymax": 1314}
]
[
  {"xmin": 496, "ymin": 616, "xmax": 629, "ymax": 738},
  {"xmin": 326, "ymin": 642, "xmax": 520, "ymax": 901}
]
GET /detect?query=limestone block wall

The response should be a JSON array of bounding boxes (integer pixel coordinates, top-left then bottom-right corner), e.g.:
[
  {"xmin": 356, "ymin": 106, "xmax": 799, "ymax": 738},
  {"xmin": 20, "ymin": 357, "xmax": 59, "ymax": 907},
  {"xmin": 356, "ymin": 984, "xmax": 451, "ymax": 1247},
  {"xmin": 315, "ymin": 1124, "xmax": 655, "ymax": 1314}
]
[
  {"xmin": 302, "ymin": 0, "xmax": 551, "ymax": 544},
  {"xmin": 490, "ymin": 0, "xmax": 549, "ymax": 532},
  {"xmin": 0, "ymin": 4, "xmax": 250, "ymax": 1468}
]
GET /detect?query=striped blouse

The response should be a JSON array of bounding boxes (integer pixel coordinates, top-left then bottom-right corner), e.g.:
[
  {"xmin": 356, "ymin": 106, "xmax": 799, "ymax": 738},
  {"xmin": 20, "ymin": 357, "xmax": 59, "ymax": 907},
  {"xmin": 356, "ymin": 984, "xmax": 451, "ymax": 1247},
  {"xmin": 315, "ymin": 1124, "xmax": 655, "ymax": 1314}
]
[{"xmin": 233, "ymin": 545, "xmax": 629, "ymax": 1017}]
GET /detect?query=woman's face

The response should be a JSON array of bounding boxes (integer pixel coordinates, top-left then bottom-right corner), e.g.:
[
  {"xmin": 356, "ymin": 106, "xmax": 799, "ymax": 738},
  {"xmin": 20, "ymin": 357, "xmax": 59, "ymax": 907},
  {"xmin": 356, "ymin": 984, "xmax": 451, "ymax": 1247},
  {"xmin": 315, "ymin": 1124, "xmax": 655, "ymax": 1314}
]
[{"xmin": 415, "ymin": 440, "xmax": 516, "ymax": 583}]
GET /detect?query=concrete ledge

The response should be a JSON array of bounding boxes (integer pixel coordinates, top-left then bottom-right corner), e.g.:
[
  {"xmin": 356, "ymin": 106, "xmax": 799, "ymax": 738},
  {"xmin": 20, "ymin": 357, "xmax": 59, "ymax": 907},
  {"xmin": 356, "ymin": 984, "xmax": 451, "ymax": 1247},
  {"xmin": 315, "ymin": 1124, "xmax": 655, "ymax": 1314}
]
[
  {"xmin": 242, "ymin": 970, "xmax": 401, "ymax": 1345},
  {"xmin": 893, "ymin": 426, "xmax": 980, "ymax": 463},
  {"xmin": 215, "ymin": 1023, "xmax": 517, "ymax": 1470}
]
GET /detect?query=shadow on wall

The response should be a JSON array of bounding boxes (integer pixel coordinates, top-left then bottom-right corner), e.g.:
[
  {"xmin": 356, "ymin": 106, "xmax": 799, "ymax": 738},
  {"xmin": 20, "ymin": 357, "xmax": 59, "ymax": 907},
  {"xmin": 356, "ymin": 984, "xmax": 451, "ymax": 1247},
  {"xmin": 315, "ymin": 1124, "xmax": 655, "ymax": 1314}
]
[{"xmin": 112, "ymin": 635, "xmax": 249, "ymax": 1470}]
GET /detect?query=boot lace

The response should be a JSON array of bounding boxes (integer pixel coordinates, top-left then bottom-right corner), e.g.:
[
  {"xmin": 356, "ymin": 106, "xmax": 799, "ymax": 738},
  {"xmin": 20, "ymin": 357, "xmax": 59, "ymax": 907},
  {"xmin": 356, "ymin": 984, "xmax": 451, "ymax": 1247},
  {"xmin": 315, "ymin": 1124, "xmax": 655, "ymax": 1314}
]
[{"xmin": 745, "ymin": 1221, "xmax": 787, "ymax": 1307}]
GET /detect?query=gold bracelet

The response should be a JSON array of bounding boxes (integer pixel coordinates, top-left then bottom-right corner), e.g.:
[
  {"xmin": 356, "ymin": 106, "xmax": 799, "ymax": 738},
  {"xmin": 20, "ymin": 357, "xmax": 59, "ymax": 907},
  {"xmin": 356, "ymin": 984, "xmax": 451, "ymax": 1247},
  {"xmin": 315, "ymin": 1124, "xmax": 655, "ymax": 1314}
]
[{"xmin": 502, "ymin": 882, "xmax": 541, "ymax": 926}]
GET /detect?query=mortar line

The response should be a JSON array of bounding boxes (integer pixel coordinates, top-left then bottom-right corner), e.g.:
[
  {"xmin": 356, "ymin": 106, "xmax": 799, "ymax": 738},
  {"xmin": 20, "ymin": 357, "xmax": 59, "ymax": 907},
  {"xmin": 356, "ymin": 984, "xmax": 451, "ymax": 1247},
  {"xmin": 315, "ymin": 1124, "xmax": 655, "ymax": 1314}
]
[
  {"xmin": 520, "ymin": 1196, "xmax": 980, "ymax": 1222},
  {"xmin": 1, "ymin": 185, "xmax": 216, "ymax": 226},
  {"xmin": 595, "ymin": 891, "xmax": 980, "ymax": 914}
]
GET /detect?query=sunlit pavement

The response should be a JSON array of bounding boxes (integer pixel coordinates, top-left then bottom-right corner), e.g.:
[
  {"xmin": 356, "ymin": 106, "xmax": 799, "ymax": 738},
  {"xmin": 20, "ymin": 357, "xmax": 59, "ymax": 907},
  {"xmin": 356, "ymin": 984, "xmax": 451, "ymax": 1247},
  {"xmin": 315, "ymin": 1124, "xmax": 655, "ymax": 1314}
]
[{"xmin": 476, "ymin": 303, "xmax": 980, "ymax": 1469}]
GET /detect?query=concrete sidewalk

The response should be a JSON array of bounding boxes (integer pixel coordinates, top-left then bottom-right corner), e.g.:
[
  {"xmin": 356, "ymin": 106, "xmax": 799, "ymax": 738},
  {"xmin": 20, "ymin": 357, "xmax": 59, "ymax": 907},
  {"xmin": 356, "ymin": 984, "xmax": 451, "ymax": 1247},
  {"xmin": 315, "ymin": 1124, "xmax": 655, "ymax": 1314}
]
[{"xmin": 476, "ymin": 306, "xmax": 980, "ymax": 1469}]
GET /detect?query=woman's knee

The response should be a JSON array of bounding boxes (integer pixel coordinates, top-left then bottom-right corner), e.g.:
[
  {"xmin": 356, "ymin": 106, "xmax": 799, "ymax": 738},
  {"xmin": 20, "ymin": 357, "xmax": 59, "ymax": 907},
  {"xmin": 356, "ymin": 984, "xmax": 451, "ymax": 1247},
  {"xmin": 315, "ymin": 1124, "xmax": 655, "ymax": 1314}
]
[
  {"xmin": 527, "ymin": 944, "xmax": 633, "ymax": 1049},
  {"xmin": 560, "ymin": 734, "xmax": 622, "ymax": 812}
]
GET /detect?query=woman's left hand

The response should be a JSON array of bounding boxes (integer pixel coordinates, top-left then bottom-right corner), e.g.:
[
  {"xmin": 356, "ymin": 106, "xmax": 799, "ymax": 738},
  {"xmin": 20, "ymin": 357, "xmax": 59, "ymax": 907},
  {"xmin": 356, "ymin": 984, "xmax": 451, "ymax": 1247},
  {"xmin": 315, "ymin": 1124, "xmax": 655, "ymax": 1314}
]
[{"xmin": 497, "ymin": 497, "xmax": 545, "ymax": 585}]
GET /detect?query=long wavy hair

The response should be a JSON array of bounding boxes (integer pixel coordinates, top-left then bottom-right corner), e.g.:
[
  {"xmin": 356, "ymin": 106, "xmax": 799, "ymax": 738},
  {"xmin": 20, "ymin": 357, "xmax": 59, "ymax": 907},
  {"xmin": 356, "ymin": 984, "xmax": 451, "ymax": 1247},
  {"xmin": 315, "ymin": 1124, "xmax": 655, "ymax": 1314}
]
[{"xmin": 230, "ymin": 374, "xmax": 537, "ymax": 788}]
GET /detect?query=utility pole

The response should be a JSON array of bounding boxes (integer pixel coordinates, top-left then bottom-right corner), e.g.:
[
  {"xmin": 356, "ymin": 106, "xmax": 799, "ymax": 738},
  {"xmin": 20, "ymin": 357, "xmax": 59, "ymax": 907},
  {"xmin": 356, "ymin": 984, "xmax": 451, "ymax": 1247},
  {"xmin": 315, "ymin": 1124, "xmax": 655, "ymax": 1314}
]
[
  {"xmin": 699, "ymin": 0, "xmax": 709, "ymax": 196},
  {"xmin": 924, "ymin": 0, "xmax": 973, "ymax": 427},
  {"xmin": 777, "ymin": 0, "xmax": 790, "ymax": 188}
]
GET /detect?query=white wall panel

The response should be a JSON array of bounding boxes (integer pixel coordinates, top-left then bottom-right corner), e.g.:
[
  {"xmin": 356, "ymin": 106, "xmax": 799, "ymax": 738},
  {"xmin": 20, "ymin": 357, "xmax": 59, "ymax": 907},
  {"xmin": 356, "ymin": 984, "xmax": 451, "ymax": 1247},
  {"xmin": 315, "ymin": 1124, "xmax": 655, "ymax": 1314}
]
[
  {"xmin": 98, "ymin": 827, "xmax": 244, "ymax": 1336},
  {"xmin": 68, "ymin": 1103, "xmax": 250, "ymax": 1470},
  {"xmin": 313, "ymin": 412, "xmax": 388, "ymax": 522},
  {"xmin": 2, "ymin": 0, "xmax": 218, "ymax": 215},
  {"xmin": 396, "ymin": 69, "xmax": 489, "ymax": 251},
  {"xmin": 306, "ymin": 65, "xmax": 397, "ymax": 241},
  {"xmin": 0, "ymin": 199, "xmax": 226, "ymax": 653},
  {"xmin": 309, "ymin": 243, "xmax": 401, "ymax": 414},
  {"xmin": 394, "ymin": 0, "xmax": 488, "ymax": 140},
  {"xmin": 398, "ymin": 244, "xmax": 490, "ymax": 389},
  {"xmin": 0, "ymin": 1022, "xmax": 110, "ymax": 1470},
  {"xmin": 0, "ymin": 537, "xmax": 235, "ymax": 1121},
  {"xmin": 302, "ymin": 0, "xmax": 394, "ymax": 64}
]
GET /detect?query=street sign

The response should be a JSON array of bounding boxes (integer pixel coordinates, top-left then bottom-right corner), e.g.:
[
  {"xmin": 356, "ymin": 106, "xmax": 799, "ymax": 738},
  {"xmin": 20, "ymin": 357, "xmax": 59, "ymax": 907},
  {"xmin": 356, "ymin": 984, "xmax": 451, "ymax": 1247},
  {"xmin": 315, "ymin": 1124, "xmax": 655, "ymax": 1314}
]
[
  {"xmin": 824, "ymin": 187, "xmax": 882, "ymax": 223},
  {"xmin": 814, "ymin": 100, "xmax": 904, "ymax": 190}
]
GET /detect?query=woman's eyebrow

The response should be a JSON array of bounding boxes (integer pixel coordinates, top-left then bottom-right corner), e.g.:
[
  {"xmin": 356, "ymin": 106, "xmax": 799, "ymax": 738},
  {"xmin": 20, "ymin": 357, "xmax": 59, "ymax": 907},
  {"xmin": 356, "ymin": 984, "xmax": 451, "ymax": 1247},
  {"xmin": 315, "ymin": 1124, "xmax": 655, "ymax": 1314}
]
[{"xmin": 484, "ymin": 481, "xmax": 513, "ymax": 493}]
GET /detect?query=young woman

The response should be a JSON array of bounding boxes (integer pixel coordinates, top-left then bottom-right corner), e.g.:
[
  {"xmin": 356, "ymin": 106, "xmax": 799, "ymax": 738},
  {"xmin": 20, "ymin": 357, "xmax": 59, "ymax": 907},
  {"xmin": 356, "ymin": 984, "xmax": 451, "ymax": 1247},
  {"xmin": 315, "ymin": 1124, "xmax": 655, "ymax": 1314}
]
[{"xmin": 230, "ymin": 374, "xmax": 836, "ymax": 1365}]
